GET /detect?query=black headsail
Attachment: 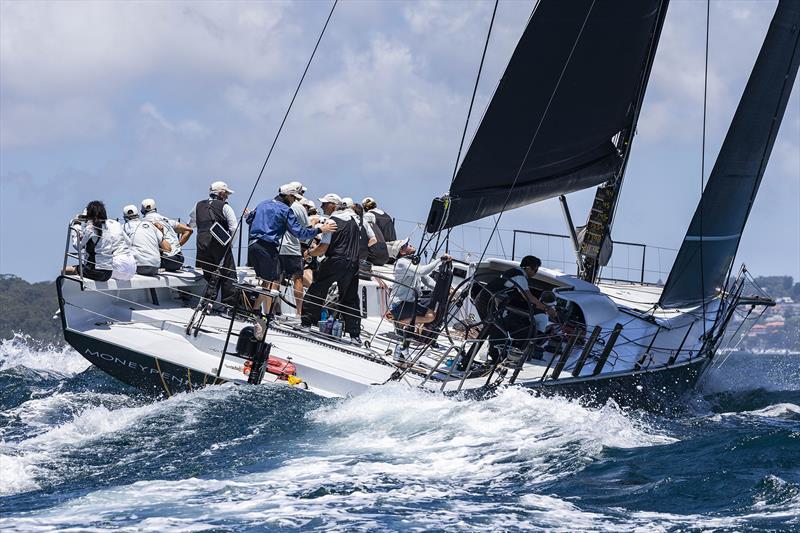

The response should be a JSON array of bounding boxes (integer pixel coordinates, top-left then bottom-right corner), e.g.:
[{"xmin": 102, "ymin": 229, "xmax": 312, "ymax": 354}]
[
  {"xmin": 660, "ymin": 0, "xmax": 800, "ymax": 309},
  {"xmin": 425, "ymin": 0, "xmax": 669, "ymax": 233}
]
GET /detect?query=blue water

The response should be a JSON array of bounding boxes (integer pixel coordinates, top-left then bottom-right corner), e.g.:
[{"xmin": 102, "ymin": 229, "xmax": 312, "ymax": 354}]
[{"xmin": 1, "ymin": 335, "xmax": 798, "ymax": 531}]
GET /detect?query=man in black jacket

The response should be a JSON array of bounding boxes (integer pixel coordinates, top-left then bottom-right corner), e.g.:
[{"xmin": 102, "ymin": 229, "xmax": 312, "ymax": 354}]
[
  {"xmin": 300, "ymin": 194, "xmax": 365, "ymax": 345},
  {"xmin": 189, "ymin": 181, "xmax": 239, "ymax": 308}
]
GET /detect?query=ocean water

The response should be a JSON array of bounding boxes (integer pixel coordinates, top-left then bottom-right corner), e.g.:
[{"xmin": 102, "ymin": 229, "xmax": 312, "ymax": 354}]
[{"xmin": 0, "ymin": 335, "xmax": 798, "ymax": 532}]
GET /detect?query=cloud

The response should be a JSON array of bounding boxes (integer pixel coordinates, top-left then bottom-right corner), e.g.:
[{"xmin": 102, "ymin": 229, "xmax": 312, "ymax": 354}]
[
  {"xmin": 139, "ymin": 103, "xmax": 209, "ymax": 140},
  {"xmin": 0, "ymin": 0, "xmax": 797, "ymax": 281},
  {"xmin": 0, "ymin": 99, "xmax": 114, "ymax": 149},
  {"xmin": 0, "ymin": 1, "xmax": 292, "ymax": 98}
]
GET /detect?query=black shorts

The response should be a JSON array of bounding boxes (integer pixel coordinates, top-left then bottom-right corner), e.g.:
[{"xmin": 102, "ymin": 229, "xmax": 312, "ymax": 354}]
[
  {"xmin": 249, "ymin": 240, "xmax": 280, "ymax": 282},
  {"xmin": 136, "ymin": 265, "xmax": 159, "ymax": 276},
  {"xmin": 161, "ymin": 251, "xmax": 184, "ymax": 272},
  {"xmin": 279, "ymin": 254, "xmax": 303, "ymax": 278},
  {"xmin": 390, "ymin": 299, "xmax": 430, "ymax": 321},
  {"xmin": 82, "ymin": 264, "xmax": 112, "ymax": 282}
]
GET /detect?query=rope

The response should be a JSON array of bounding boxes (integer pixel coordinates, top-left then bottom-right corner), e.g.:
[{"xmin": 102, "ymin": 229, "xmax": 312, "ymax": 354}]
[
  {"xmin": 449, "ymin": 0, "xmax": 499, "ymax": 190},
  {"xmin": 699, "ymin": 0, "xmax": 710, "ymax": 336},
  {"xmin": 471, "ymin": 0, "xmax": 596, "ymax": 269},
  {"xmin": 202, "ymin": 0, "xmax": 338, "ymax": 303}
]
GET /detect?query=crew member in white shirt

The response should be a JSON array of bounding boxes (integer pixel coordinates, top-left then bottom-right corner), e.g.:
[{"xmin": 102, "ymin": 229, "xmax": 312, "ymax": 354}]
[
  {"xmin": 122, "ymin": 205, "xmax": 171, "ymax": 276},
  {"xmin": 141, "ymin": 198, "xmax": 193, "ymax": 271}
]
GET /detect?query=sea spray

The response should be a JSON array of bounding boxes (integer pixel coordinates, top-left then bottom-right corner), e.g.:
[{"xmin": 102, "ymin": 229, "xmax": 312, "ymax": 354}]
[{"xmin": 0, "ymin": 346, "xmax": 798, "ymax": 531}]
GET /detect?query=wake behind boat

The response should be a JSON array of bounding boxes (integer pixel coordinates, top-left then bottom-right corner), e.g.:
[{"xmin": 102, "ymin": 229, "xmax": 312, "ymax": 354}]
[{"xmin": 57, "ymin": 0, "xmax": 799, "ymax": 406}]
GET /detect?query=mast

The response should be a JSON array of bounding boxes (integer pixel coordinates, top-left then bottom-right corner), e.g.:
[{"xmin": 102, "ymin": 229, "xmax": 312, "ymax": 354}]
[{"xmin": 578, "ymin": 1, "xmax": 670, "ymax": 283}]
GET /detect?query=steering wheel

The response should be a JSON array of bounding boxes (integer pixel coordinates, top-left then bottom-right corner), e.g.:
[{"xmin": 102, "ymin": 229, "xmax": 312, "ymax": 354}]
[{"xmin": 443, "ymin": 270, "xmax": 537, "ymax": 365}]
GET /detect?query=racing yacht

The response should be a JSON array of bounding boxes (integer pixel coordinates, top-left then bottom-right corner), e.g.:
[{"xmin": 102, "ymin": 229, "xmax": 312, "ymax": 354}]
[{"xmin": 57, "ymin": 0, "xmax": 798, "ymax": 405}]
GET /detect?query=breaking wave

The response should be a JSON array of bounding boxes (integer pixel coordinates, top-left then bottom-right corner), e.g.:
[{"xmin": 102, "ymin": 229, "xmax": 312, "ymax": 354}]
[{"xmin": 0, "ymin": 344, "xmax": 798, "ymax": 531}]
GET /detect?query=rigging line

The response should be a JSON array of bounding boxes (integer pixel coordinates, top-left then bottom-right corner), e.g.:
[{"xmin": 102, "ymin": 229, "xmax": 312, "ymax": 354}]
[
  {"xmin": 603, "ymin": 0, "xmax": 669, "ymax": 247},
  {"xmin": 189, "ymin": 0, "xmax": 337, "ymax": 314},
  {"xmin": 473, "ymin": 0, "xmax": 597, "ymax": 268},
  {"xmin": 439, "ymin": 0, "xmax": 499, "ymax": 250},
  {"xmin": 721, "ymin": 3, "xmax": 800, "ymax": 299},
  {"xmin": 448, "ymin": 0, "xmax": 499, "ymax": 191},
  {"xmin": 404, "ymin": 1, "xmax": 502, "ymax": 321},
  {"xmin": 428, "ymin": 0, "xmax": 500, "ymax": 256},
  {"xmin": 224, "ymin": 0, "xmax": 338, "ymax": 263},
  {"xmin": 699, "ymin": 0, "xmax": 710, "ymax": 337}
]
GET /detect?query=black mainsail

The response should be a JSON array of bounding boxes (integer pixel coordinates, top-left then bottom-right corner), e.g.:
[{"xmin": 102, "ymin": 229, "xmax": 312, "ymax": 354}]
[
  {"xmin": 660, "ymin": 0, "xmax": 800, "ymax": 309},
  {"xmin": 426, "ymin": 0, "xmax": 668, "ymax": 233}
]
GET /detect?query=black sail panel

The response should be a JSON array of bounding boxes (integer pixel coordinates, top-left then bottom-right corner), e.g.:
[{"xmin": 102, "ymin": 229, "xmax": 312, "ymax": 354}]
[
  {"xmin": 660, "ymin": 0, "xmax": 800, "ymax": 309},
  {"xmin": 427, "ymin": 0, "xmax": 667, "ymax": 233}
]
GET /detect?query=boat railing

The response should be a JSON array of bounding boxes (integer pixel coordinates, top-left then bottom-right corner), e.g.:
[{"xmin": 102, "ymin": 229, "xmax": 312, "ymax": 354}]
[
  {"xmin": 393, "ymin": 218, "xmax": 677, "ymax": 285},
  {"xmin": 510, "ymin": 229, "xmax": 678, "ymax": 285},
  {"xmin": 62, "ymin": 222, "xmax": 85, "ymax": 284}
]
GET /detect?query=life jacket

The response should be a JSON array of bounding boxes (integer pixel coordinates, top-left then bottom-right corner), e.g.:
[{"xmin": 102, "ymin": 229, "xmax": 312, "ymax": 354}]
[
  {"xmin": 326, "ymin": 214, "xmax": 361, "ymax": 262},
  {"xmin": 194, "ymin": 198, "xmax": 227, "ymax": 259},
  {"xmin": 371, "ymin": 210, "xmax": 397, "ymax": 242},
  {"xmin": 366, "ymin": 222, "xmax": 389, "ymax": 266}
]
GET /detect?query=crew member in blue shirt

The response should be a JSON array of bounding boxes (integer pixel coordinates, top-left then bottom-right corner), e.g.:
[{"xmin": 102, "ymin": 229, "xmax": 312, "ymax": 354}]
[{"xmin": 246, "ymin": 184, "xmax": 336, "ymax": 313}]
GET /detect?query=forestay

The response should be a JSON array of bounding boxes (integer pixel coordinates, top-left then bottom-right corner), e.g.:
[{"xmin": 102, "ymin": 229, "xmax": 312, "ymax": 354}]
[{"xmin": 660, "ymin": 0, "xmax": 800, "ymax": 309}]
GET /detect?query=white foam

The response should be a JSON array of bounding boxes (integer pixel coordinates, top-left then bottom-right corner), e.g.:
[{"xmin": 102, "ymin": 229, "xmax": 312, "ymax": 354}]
[
  {"xmin": 0, "ymin": 333, "xmax": 89, "ymax": 375},
  {"xmin": 0, "ymin": 453, "xmax": 41, "ymax": 495},
  {"xmin": 744, "ymin": 402, "xmax": 800, "ymax": 418},
  {"xmin": 1, "ymin": 385, "xmax": 796, "ymax": 531},
  {"xmin": 0, "ymin": 385, "xmax": 237, "ymax": 496}
]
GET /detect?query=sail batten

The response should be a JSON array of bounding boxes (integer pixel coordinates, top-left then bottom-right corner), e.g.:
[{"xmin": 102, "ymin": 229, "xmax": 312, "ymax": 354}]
[
  {"xmin": 659, "ymin": 0, "xmax": 800, "ymax": 309},
  {"xmin": 427, "ymin": 0, "xmax": 668, "ymax": 233}
]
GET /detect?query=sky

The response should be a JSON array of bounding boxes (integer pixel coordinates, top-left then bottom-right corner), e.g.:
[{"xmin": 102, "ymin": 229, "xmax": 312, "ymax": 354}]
[{"xmin": 1, "ymin": 0, "xmax": 798, "ymax": 283}]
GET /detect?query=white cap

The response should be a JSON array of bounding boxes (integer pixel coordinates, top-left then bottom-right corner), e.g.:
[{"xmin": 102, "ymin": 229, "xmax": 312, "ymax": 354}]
[
  {"xmin": 362, "ymin": 197, "xmax": 375, "ymax": 205},
  {"xmin": 300, "ymin": 198, "xmax": 315, "ymax": 208},
  {"xmin": 278, "ymin": 183, "xmax": 303, "ymax": 199},
  {"xmin": 123, "ymin": 205, "xmax": 139, "ymax": 219},
  {"xmin": 141, "ymin": 198, "xmax": 157, "ymax": 213},
  {"xmin": 210, "ymin": 181, "xmax": 234, "ymax": 194},
  {"xmin": 288, "ymin": 180, "xmax": 307, "ymax": 195},
  {"xmin": 342, "ymin": 197, "xmax": 354, "ymax": 208},
  {"xmin": 318, "ymin": 193, "xmax": 342, "ymax": 205},
  {"xmin": 387, "ymin": 238, "xmax": 410, "ymax": 259}
]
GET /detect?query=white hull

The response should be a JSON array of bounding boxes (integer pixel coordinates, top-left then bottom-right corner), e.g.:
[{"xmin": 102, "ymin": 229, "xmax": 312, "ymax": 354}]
[{"xmin": 56, "ymin": 259, "xmax": 723, "ymax": 404}]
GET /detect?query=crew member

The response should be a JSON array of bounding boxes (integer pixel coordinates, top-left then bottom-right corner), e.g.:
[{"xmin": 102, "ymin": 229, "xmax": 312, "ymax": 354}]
[
  {"xmin": 299, "ymin": 198, "xmax": 319, "ymax": 289},
  {"xmin": 362, "ymin": 197, "xmax": 397, "ymax": 242},
  {"xmin": 246, "ymin": 184, "xmax": 336, "ymax": 314},
  {"xmin": 65, "ymin": 201, "xmax": 136, "ymax": 281},
  {"xmin": 358, "ymin": 203, "xmax": 389, "ymax": 266},
  {"xmin": 300, "ymin": 193, "xmax": 365, "ymax": 345},
  {"xmin": 341, "ymin": 198, "xmax": 377, "ymax": 264},
  {"xmin": 474, "ymin": 255, "xmax": 553, "ymax": 365},
  {"xmin": 189, "ymin": 181, "xmax": 239, "ymax": 309},
  {"xmin": 122, "ymin": 205, "xmax": 170, "ymax": 276},
  {"xmin": 389, "ymin": 240, "xmax": 451, "ymax": 327},
  {"xmin": 278, "ymin": 182, "xmax": 319, "ymax": 318},
  {"xmin": 141, "ymin": 198, "xmax": 193, "ymax": 271}
]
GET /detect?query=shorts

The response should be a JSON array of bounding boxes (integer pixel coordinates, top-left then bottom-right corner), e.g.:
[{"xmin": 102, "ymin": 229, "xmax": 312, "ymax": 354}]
[
  {"xmin": 249, "ymin": 240, "xmax": 280, "ymax": 282},
  {"xmin": 82, "ymin": 264, "xmax": 112, "ymax": 282},
  {"xmin": 136, "ymin": 265, "xmax": 159, "ymax": 276},
  {"xmin": 390, "ymin": 300, "xmax": 429, "ymax": 321},
  {"xmin": 279, "ymin": 254, "xmax": 303, "ymax": 278},
  {"xmin": 161, "ymin": 251, "xmax": 184, "ymax": 272}
]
